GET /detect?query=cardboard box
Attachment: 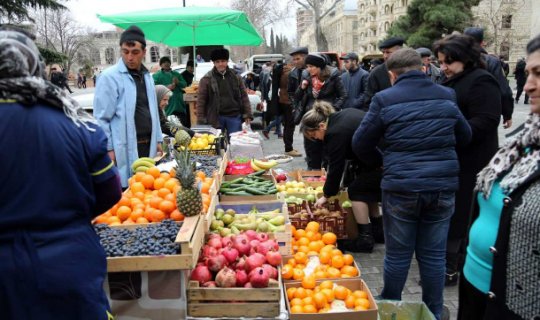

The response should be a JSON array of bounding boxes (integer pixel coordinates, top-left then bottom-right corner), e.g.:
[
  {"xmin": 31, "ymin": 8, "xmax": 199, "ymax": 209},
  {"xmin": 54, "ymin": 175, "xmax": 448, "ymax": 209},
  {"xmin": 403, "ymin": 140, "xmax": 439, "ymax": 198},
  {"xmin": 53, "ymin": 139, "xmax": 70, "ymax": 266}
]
[
  {"xmin": 281, "ymin": 255, "xmax": 361, "ymax": 282},
  {"xmin": 296, "ymin": 169, "xmax": 327, "ymax": 188},
  {"xmin": 284, "ymin": 278, "xmax": 378, "ymax": 320}
]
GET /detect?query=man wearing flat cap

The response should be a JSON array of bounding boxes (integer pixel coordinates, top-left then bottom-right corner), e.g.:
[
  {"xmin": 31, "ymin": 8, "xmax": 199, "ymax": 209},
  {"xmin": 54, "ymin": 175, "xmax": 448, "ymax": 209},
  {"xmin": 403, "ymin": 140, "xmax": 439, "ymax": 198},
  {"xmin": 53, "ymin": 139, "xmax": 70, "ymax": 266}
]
[
  {"xmin": 94, "ymin": 25, "xmax": 163, "ymax": 188},
  {"xmin": 340, "ymin": 52, "xmax": 369, "ymax": 109},
  {"xmin": 464, "ymin": 26, "xmax": 514, "ymax": 129},
  {"xmin": 416, "ymin": 47, "xmax": 442, "ymax": 83},
  {"xmin": 197, "ymin": 48, "xmax": 252, "ymax": 134},
  {"xmin": 363, "ymin": 37, "xmax": 405, "ymax": 109},
  {"xmin": 153, "ymin": 56, "xmax": 188, "ymax": 126}
]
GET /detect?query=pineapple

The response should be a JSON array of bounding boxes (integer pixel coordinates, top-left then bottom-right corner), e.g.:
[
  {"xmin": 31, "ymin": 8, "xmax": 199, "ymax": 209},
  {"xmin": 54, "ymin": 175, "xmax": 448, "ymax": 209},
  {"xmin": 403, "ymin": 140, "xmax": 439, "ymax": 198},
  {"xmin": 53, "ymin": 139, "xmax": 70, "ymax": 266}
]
[
  {"xmin": 167, "ymin": 117, "xmax": 192, "ymax": 148},
  {"xmin": 174, "ymin": 149, "xmax": 203, "ymax": 217}
]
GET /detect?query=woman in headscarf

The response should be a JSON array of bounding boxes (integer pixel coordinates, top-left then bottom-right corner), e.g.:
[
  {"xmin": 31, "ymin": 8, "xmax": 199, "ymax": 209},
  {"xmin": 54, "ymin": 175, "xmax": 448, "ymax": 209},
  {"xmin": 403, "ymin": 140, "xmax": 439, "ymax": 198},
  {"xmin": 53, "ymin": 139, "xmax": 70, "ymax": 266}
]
[
  {"xmin": 0, "ymin": 27, "xmax": 122, "ymax": 319},
  {"xmin": 433, "ymin": 34, "xmax": 502, "ymax": 285},
  {"xmin": 457, "ymin": 34, "xmax": 540, "ymax": 320},
  {"xmin": 155, "ymin": 84, "xmax": 195, "ymax": 138}
]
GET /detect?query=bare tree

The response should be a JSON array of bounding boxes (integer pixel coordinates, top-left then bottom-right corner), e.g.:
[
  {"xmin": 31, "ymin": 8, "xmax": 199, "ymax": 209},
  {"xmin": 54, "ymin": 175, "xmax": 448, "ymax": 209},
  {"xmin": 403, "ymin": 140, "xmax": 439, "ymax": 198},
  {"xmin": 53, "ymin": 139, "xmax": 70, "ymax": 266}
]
[
  {"xmin": 473, "ymin": 0, "xmax": 527, "ymax": 57},
  {"xmin": 293, "ymin": 0, "xmax": 342, "ymax": 51},
  {"xmin": 33, "ymin": 8, "xmax": 93, "ymax": 73}
]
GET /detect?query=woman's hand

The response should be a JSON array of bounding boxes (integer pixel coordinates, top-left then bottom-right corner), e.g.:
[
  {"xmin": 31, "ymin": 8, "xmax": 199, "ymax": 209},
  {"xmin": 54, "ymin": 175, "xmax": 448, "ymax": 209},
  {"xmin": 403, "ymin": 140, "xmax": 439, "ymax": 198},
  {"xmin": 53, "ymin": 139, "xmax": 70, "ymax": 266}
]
[
  {"xmin": 301, "ymin": 79, "xmax": 308, "ymax": 90},
  {"xmin": 315, "ymin": 196, "xmax": 327, "ymax": 208}
]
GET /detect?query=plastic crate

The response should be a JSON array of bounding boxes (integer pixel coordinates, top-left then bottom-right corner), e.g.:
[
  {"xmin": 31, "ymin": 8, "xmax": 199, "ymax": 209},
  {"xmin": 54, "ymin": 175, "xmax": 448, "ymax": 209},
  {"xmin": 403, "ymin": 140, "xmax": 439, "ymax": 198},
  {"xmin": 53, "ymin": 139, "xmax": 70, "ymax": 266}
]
[
  {"xmin": 188, "ymin": 136, "xmax": 225, "ymax": 156},
  {"xmin": 288, "ymin": 199, "xmax": 350, "ymax": 239}
]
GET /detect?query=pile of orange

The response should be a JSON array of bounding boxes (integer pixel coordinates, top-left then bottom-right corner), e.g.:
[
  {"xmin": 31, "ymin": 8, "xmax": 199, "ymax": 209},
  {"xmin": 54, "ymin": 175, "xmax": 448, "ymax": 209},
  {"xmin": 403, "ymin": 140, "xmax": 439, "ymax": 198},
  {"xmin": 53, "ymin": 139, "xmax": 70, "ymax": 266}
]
[
  {"xmin": 94, "ymin": 165, "xmax": 214, "ymax": 226},
  {"xmin": 282, "ymin": 222, "xmax": 358, "ymax": 280},
  {"xmin": 286, "ymin": 280, "xmax": 371, "ymax": 314}
]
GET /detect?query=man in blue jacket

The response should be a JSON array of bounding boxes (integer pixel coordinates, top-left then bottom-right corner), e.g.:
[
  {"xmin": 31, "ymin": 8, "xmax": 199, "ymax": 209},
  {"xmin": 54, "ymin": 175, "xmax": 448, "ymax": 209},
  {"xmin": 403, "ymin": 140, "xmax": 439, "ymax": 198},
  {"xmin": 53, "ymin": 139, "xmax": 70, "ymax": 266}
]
[
  {"xmin": 94, "ymin": 25, "xmax": 163, "ymax": 188},
  {"xmin": 340, "ymin": 52, "xmax": 369, "ymax": 110},
  {"xmin": 352, "ymin": 48, "xmax": 472, "ymax": 320}
]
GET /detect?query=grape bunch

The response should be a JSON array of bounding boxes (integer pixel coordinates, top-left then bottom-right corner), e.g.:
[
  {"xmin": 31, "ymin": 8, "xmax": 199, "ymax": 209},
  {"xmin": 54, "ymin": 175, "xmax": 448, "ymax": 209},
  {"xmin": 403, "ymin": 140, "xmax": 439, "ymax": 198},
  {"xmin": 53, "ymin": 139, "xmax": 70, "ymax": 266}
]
[
  {"xmin": 94, "ymin": 220, "xmax": 181, "ymax": 257},
  {"xmin": 192, "ymin": 154, "xmax": 220, "ymax": 177}
]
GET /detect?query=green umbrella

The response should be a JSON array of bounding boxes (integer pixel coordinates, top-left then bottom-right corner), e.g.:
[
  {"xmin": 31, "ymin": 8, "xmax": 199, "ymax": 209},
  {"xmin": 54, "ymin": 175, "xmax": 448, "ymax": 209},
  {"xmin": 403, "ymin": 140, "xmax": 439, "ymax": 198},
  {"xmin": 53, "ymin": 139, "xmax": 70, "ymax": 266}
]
[{"xmin": 97, "ymin": 6, "xmax": 263, "ymax": 47}]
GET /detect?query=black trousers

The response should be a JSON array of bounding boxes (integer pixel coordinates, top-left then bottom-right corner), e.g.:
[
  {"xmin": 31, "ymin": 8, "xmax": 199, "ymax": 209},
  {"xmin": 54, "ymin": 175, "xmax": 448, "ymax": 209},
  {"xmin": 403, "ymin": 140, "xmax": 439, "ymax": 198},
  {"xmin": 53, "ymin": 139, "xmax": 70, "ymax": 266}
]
[
  {"xmin": 515, "ymin": 83, "xmax": 529, "ymax": 103},
  {"xmin": 457, "ymin": 276, "xmax": 487, "ymax": 320},
  {"xmin": 279, "ymin": 103, "xmax": 295, "ymax": 152},
  {"xmin": 304, "ymin": 137, "xmax": 323, "ymax": 169},
  {"xmin": 137, "ymin": 142, "xmax": 150, "ymax": 158}
]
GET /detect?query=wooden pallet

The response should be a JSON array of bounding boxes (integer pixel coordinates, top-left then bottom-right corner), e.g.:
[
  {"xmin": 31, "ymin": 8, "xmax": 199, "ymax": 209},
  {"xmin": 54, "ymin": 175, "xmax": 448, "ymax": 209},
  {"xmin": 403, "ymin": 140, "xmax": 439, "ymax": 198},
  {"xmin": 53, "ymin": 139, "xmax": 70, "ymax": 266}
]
[
  {"xmin": 187, "ymin": 279, "xmax": 281, "ymax": 318},
  {"xmin": 106, "ymin": 215, "xmax": 205, "ymax": 272}
]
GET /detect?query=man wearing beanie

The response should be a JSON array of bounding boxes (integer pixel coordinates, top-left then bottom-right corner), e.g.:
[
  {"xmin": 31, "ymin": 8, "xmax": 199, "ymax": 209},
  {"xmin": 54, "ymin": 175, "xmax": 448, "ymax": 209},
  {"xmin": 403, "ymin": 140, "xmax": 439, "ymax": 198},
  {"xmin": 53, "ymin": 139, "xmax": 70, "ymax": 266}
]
[
  {"xmin": 153, "ymin": 56, "xmax": 189, "ymax": 126},
  {"xmin": 197, "ymin": 48, "xmax": 252, "ymax": 134},
  {"xmin": 94, "ymin": 25, "xmax": 163, "ymax": 188},
  {"xmin": 363, "ymin": 37, "xmax": 405, "ymax": 109}
]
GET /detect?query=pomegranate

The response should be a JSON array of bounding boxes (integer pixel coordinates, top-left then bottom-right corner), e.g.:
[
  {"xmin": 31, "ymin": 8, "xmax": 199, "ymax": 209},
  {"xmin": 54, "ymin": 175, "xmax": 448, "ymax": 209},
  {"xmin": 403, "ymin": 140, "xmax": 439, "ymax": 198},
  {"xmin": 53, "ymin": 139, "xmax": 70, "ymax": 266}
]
[
  {"xmin": 256, "ymin": 232, "xmax": 269, "ymax": 242},
  {"xmin": 235, "ymin": 269, "xmax": 248, "ymax": 287},
  {"xmin": 222, "ymin": 246, "xmax": 239, "ymax": 264},
  {"xmin": 244, "ymin": 230, "xmax": 258, "ymax": 241},
  {"xmin": 245, "ymin": 253, "xmax": 266, "ymax": 272},
  {"xmin": 233, "ymin": 234, "xmax": 251, "ymax": 256},
  {"xmin": 235, "ymin": 256, "xmax": 246, "ymax": 270},
  {"xmin": 249, "ymin": 267, "xmax": 270, "ymax": 288},
  {"xmin": 221, "ymin": 236, "xmax": 233, "ymax": 248},
  {"xmin": 244, "ymin": 282, "xmax": 253, "ymax": 288},
  {"xmin": 190, "ymin": 265, "xmax": 212, "ymax": 285},
  {"xmin": 202, "ymin": 245, "xmax": 218, "ymax": 259},
  {"xmin": 249, "ymin": 239, "xmax": 260, "ymax": 250},
  {"xmin": 262, "ymin": 264, "xmax": 278, "ymax": 280},
  {"xmin": 265, "ymin": 250, "xmax": 282, "ymax": 267},
  {"xmin": 202, "ymin": 281, "xmax": 216, "ymax": 287},
  {"xmin": 207, "ymin": 254, "xmax": 227, "ymax": 273},
  {"xmin": 215, "ymin": 267, "xmax": 236, "ymax": 288},
  {"xmin": 256, "ymin": 241, "xmax": 275, "ymax": 256},
  {"xmin": 207, "ymin": 236, "xmax": 222, "ymax": 250}
]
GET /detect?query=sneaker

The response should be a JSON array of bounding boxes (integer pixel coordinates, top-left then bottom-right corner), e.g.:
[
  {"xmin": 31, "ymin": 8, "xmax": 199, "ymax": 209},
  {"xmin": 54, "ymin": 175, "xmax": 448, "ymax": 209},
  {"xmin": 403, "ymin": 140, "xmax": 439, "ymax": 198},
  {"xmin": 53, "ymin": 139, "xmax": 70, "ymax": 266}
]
[
  {"xmin": 285, "ymin": 149, "xmax": 302, "ymax": 157},
  {"xmin": 262, "ymin": 130, "xmax": 270, "ymax": 139}
]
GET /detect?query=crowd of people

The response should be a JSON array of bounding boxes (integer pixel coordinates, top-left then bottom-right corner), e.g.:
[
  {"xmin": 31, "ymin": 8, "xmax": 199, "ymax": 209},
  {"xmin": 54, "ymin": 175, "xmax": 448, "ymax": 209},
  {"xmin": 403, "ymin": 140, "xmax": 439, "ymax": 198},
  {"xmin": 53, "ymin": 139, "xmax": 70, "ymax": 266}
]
[{"xmin": 1, "ymin": 21, "xmax": 539, "ymax": 320}]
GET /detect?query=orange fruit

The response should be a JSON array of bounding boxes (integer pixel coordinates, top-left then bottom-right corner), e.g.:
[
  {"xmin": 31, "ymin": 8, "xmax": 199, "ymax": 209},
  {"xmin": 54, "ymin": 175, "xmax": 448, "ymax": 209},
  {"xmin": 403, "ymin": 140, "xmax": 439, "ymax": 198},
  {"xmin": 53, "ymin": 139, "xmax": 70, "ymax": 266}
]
[
  {"xmin": 320, "ymin": 288, "xmax": 335, "ymax": 303},
  {"xmin": 320, "ymin": 245, "xmax": 335, "ymax": 254},
  {"xmin": 345, "ymin": 295, "xmax": 356, "ymax": 309},
  {"xmin": 133, "ymin": 191, "xmax": 146, "ymax": 201},
  {"xmin": 169, "ymin": 168, "xmax": 176, "ymax": 178},
  {"xmin": 305, "ymin": 289, "xmax": 314, "ymax": 297},
  {"xmin": 313, "ymin": 270, "xmax": 327, "ymax": 279},
  {"xmin": 302, "ymin": 304, "xmax": 317, "ymax": 313},
  {"xmin": 294, "ymin": 287, "xmax": 307, "ymax": 299},
  {"xmin": 334, "ymin": 285, "xmax": 349, "ymax": 300},
  {"xmin": 282, "ymin": 265, "xmax": 294, "ymax": 280},
  {"xmin": 319, "ymin": 280, "xmax": 334, "ymax": 290},
  {"xmin": 292, "ymin": 268, "xmax": 305, "ymax": 281},
  {"xmin": 294, "ymin": 252, "xmax": 308, "ymax": 265},
  {"xmin": 158, "ymin": 187, "xmax": 171, "ymax": 198},
  {"xmin": 352, "ymin": 290, "xmax": 368, "ymax": 299},
  {"xmin": 290, "ymin": 305, "xmax": 303, "ymax": 314},
  {"xmin": 146, "ymin": 166, "xmax": 161, "ymax": 179},
  {"xmin": 331, "ymin": 248, "xmax": 343, "ymax": 256},
  {"xmin": 322, "ymin": 232, "xmax": 337, "ymax": 245},
  {"xmin": 355, "ymin": 305, "xmax": 369, "ymax": 311},
  {"xmin": 343, "ymin": 254, "xmax": 354, "ymax": 266},
  {"xmin": 135, "ymin": 217, "xmax": 149, "ymax": 224},
  {"xmin": 305, "ymin": 221, "xmax": 320, "ymax": 233},
  {"xmin": 196, "ymin": 171, "xmax": 206, "ymax": 180},
  {"xmin": 313, "ymin": 292, "xmax": 327, "ymax": 309},
  {"xmin": 308, "ymin": 241, "xmax": 322, "ymax": 253},
  {"xmin": 298, "ymin": 246, "xmax": 310, "ymax": 254},
  {"xmin": 319, "ymin": 251, "xmax": 331, "ymax": 264},
  {"xmin": 170, "ymin": 209, "xmax": 184, "ymax": 221},
  {"xmin": 122, "ymin": 219, "xmax": 135, "ymax": 225},
  {"xmin": 118, "ymin": 196, "xmax": 131, "ymax": 208},
  {"xmin": 294, "ymin": 229, "xmax": 306, "ymax": 240},
  {"xmin": 149, "ymin": 197, "xmax": 162, "ymax": 209},
  {"xmin": 286, "ymin": 287, "xmax": 297, "ymax": 300},
  {"xmin": 355, "ymin": 298, "xmax": 370, "ymax": 309},
  {"xmin": 116, "ymin": 206, "xmax": 132, "ymax": 221},
  {"xmin": 164, "ymin": 179, "xmax": 179, "ymax": 192},
  {"xmin": 201, "ymin": 182, "xmax": 211, "ymax": 194},
  {"xmin": 331, "ymin": 255, "xmax": 345, "ymax": 269},
  {"xmin": 151, "ymin": 209, "xmax": 166, "ymax": 222},
  {"xmin": 159, "ymin": 200, "xmax": 175, "ymax": 214},
  {"xmin": 305, "ymin": 231, "xmax": 316, "ymax": 241},
  {"xmin": 297, "ymin": 237, "xmax": 310, "ymax": 247},
  {"xmin": 107, "ymin": 216, "xmax": 121, "ymax": 225},
  {"xmin": 302, "ymin": 296, "xmax": 314, "ymax": 306},
  {"xmin": 287, "ymin": 258, "xmax": 297, "ymax": 267},
  {"xmin": 141, "ymin": 174, "xmax": 155, "ymax": 189},
  {"xmin": 301, "ymin": 275, "xmax": 316, "ymax": 289},
  {"xmin": 290, "ymin": 297, "xmax": 303, "ymax": 306},
  {"xmin": 326, "ymin": 267, "xmax": 341, "ymax": 278},
  {"xmin": 131, "ymin": 182, "xmax": 145, "ymax": 194},
  {"xmin": 130, "ymin": 208, "xmax": 144, "ymax": 221},
  {"xmin": 133, "ymin": 171, "xmax": 145, "ymax": 182},
  {"xmin": 341, "ymin": 265, "xmax": 359, "ymax": 277},
  {"xmin": 153, "ymin": 177, "xmax": 166, "ymax": 190},
  {"xmin": 291, "ymin": 225, "xmax": 297, "ymax": 236},
  {"xmin": 94, "ymin": 214, "xmax": 110, "ymax": 224}
]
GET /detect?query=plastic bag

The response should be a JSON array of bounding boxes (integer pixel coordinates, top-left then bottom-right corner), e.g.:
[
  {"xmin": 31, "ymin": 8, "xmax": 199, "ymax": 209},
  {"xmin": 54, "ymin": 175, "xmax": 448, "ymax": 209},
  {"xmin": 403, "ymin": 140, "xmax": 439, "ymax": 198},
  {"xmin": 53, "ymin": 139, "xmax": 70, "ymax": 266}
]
[
  {"xmin": 377, "ymin": 300, "xmax": 436, "ymax": 320},
  {"xmin": 242, "ymin": 121, "xmax": 253, "ymax": 132}
]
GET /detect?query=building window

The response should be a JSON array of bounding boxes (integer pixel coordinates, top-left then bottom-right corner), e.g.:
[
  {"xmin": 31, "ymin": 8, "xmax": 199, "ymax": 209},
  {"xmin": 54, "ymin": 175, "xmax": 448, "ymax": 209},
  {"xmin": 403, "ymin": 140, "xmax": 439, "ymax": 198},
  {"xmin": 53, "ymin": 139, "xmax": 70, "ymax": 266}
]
[
  {"xmin": 105, "ymin": 47, "xmax": 115, "ymax": 64},
  {"xmin": 150, "ymin": 46, "xmax": 160, "ymax": 63},
  {"xmin": 353, "ymin": 20, "xmax": 358, "ymax": 29},
  {"xmin": 384, "ymin": 5, "xmax": 390, "ymax": 14},
  {"xmin": 353, "ymin": 35, "xmax": 358, "ymax": 48},
  {"xmin": 384, "ymin": 21, "xmax": 390, "ymax": 31},
  {"xmin": 502, "ymin": 15, "xmax": 512, "ymax": 29},
  {"xmin": 91, "ymin": 48, "xmax": 101, "ymax": 65},
  {"xmin": 171, "ymin": 49, "xmax": 177, "ymax": 63}
]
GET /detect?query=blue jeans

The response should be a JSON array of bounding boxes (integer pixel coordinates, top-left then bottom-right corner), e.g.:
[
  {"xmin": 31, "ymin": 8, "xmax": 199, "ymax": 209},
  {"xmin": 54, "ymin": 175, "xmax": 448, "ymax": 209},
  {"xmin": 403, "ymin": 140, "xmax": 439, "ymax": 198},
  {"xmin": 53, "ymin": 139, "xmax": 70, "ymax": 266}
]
[
  {"xmin": 218, "ymin": 115, "xmax": 243, "ymax": 137},
  {"xmin": 264, "ymin": 115, "xmax": 282, "ymax": 135},
  {"xmin": 381, "ymin": 190, "xmax": 454, "ymax": 320}
]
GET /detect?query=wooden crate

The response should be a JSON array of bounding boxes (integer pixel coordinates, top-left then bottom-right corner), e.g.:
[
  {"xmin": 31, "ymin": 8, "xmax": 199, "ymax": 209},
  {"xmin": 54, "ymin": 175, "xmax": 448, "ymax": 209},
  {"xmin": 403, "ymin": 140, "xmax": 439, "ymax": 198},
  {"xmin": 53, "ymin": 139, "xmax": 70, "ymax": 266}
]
[
  {"xmin": 296, "ymin": 169, "xmax": 327, "ymax": 187},
  {"xmin": 288, "ymin": 199, "xmax": 350, "ymax": 239},
  {"xmin": 106, "ymin": 215, "xmax": 205, "ymax": 272},
  {"xmin": 281, "ymin": 255, "xmax": 361, "ymax": 282},
  {"xmin": 285, "ymin": 278, "xmax": 378, "ymax": 320},
  {"xmin": 187, "ymin": 279, "xmax": 281, "ymax": 318},
  {"xmin": 219, "ymin": 174, "xmax": 278, "ymax": 202}
]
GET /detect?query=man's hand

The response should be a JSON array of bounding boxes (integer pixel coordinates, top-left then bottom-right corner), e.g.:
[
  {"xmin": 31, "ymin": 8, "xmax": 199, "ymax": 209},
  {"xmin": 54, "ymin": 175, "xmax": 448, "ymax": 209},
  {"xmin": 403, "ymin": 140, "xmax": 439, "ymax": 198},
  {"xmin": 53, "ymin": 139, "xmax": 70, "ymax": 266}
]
[
  {"xmin": 156, "ymin": 143, "xmax": 163, "ymax": 156},
  {"xmin": 315, "ymin": 196, "xmax": 327, "ymax": 208},
  {"xmin": 503, "ymin": 119, "xmax": 513, "ymax": 129},
  {"xmin": 108, "ymin": 150, "xmax": 116, "ymax": 164}
]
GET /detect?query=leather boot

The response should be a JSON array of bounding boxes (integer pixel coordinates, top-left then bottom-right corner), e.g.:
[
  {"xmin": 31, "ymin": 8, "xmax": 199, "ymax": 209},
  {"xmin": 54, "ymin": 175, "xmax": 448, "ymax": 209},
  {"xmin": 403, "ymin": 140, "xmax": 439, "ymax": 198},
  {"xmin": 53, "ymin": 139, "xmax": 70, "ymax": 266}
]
[
  {"xmin": 338, "ymin": 224, "xmax": 374, "ymax": 253},
  {"xmin": 371, "ymin": 216, "xmax": 384, "ymax": 244}
]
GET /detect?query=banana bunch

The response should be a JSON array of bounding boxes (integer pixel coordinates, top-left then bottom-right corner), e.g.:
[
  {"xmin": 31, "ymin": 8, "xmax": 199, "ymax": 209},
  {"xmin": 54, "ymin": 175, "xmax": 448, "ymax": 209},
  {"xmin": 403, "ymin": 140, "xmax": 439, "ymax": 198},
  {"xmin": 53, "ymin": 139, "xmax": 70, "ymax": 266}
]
[
  {"xmin": 251, "ymin": 159, "xmax": 278, "ymax": 171},
  {"xmin": 131, "ymin": 157, "xmax": 156, "ymax": 173}
]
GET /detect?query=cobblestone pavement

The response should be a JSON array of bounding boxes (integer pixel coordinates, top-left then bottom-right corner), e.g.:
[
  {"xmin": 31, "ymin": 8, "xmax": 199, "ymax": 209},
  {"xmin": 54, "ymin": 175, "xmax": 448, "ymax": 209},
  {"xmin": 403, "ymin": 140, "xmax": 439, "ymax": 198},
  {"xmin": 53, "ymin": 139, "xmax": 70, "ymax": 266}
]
[{"xmin": 257, "ymin": 89, "xmax": 531, "ymax": 320}]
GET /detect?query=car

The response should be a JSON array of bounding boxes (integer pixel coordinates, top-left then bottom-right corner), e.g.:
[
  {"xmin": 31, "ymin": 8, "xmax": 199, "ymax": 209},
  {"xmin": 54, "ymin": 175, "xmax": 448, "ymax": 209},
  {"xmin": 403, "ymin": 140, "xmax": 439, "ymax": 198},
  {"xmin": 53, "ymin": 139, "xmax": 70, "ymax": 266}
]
[
  {"xmin": 172, "ymin": 61, "xmax": 235, "ymax": 81},
  {"xmin": 72, "ymin": 93, "xmax": 95, "ymax": 114}
]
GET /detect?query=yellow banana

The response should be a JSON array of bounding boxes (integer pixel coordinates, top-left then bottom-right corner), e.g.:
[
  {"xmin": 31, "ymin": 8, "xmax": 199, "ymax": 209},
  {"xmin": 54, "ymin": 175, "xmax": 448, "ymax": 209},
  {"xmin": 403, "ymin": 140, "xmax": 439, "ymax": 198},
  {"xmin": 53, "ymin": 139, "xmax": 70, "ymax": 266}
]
[
  {"xmin": 253, "ymin": 159, "xmax": 278, "ymax": 170},
  {"xmin": 134, "ymin": 165, "xmax": 151, "ymax": 173},
  {"xmin": 251, "ymin": 160, "xmax": 264, "ymax": 171},
  {"xmin": 131, "ymin": 159, "xmax": 155, "ymax": 172}
]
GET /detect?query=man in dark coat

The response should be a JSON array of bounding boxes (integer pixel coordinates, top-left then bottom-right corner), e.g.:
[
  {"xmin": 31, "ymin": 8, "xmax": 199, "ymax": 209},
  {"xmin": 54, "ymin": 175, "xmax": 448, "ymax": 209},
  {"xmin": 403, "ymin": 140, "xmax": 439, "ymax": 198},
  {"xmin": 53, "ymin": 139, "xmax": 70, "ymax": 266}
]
[
  {"xmin": 340, "ymin": 52, "xmax": 369, "ymax": 109},
  {"xmin": 464, "ymin": 27, "xmax": 514, "ymax": 128},
  {"xmin": 514, "ymin": 58, "xmax": 528, "ymax": 104},
  {"xmin": 181, "ymin": 60, "xmax": 195, "ymax": 86},
  {"xmin": 363, "ymin": 37, "xmax": 405, "ymax": 109},
  {"xmin": 50, "ymin": 66, "xmax": 73, "ymax": 93},
  {"xmin": 416, "ymin": 47, "xmax": 442, "ymax": 83}
]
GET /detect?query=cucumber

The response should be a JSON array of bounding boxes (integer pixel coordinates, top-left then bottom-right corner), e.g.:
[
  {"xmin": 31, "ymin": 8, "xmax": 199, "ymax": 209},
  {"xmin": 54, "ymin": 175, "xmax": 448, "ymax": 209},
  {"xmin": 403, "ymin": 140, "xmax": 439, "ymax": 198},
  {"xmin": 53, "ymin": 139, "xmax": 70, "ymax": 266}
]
[
  {"xmin": 244, "ymin": 186, "xmax": 268, "ymax": 195},
  {"xmin": 226, "ymin": 177, "xmax": 245, "ymax": 185},
  {"xmin": 248, "ymin": 170, "xmax": 266, "ymax": 177},
  {"xmin": 224, "ymin": 191, "xmax": 251, "ymax": 196}
]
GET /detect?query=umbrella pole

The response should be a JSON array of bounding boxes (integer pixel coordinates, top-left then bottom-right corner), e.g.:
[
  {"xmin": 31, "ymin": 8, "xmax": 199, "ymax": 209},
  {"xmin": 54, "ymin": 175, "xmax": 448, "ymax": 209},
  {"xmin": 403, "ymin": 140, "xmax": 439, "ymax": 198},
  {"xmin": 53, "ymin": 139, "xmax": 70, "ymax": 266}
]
[{"xmin": 192, "ymin": 26, "xmax": 196, "ymax": 80}]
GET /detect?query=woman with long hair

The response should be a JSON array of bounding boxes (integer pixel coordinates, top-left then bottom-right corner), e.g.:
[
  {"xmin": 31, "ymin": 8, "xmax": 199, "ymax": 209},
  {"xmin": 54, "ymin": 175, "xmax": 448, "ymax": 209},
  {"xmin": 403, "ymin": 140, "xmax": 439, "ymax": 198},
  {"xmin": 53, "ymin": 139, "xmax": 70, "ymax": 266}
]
[
  {"xmin": 300, "ymin": 101, "xmax": 382, "ymax": 252},
  {"xmin": 433, "ymin": 34, "xmax": 502, "ymax": 285},
  {"xmin": 458, "ymin": 33, "xmax": 540, "ymax": 320}
]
